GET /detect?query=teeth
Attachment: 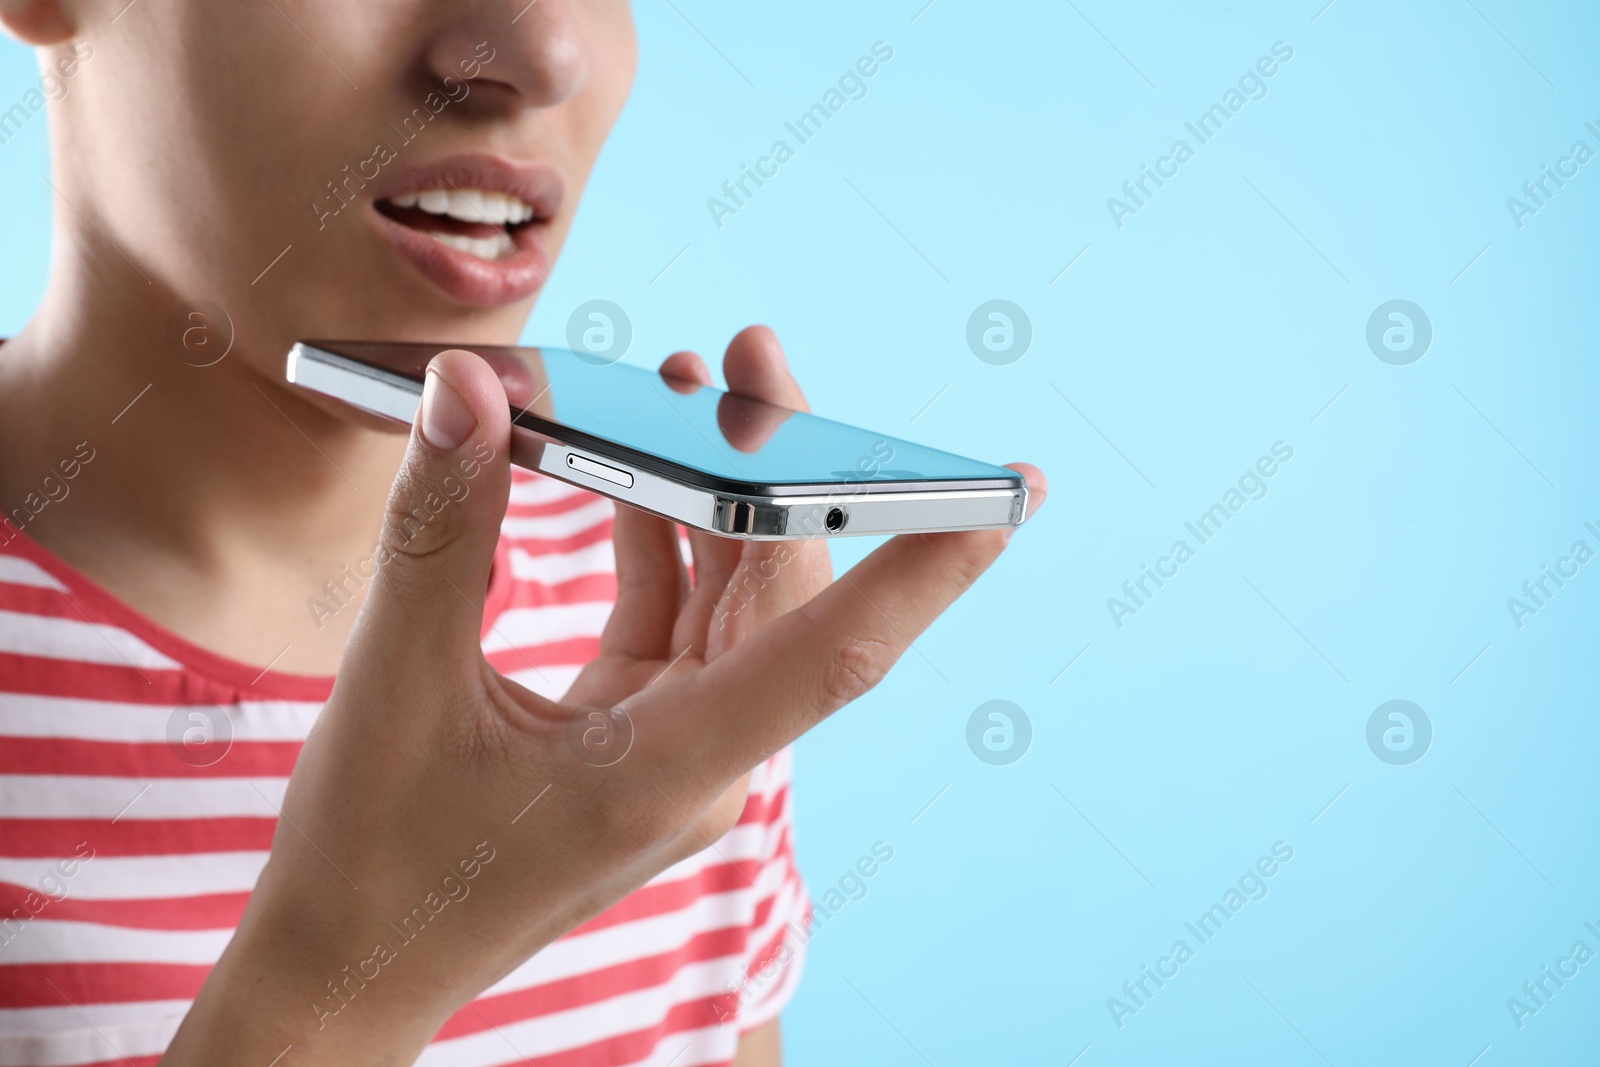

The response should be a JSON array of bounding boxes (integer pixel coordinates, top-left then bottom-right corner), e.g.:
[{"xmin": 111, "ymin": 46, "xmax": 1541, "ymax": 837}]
[
  {"xmin": 390, "ymin": 186, "xmax": 536, "ymax": 226},
  {"xmin": 421, "ymin": 229, "xmax": 518, "ymax": 261},
  {"xmin": 462, "ymin": 189, "xmax": 506, "ymax": 224}
]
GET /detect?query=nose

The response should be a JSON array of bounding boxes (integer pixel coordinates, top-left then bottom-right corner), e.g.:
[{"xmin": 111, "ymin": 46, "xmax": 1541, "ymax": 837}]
[{"xmin": 425, "ymin": 0, "xmax": 589, "ymax": 111}]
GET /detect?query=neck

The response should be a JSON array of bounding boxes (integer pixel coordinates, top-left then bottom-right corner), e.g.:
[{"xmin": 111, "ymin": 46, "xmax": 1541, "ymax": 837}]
[{"xmin": 0, "ymin": 236, "xmax": 414, "ymax": 673}]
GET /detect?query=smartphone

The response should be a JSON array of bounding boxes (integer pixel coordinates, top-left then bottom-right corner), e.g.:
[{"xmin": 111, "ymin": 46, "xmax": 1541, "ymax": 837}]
[{"xmin": 286, "ymin": 341, "xmax": 1029, "ymax": 540}]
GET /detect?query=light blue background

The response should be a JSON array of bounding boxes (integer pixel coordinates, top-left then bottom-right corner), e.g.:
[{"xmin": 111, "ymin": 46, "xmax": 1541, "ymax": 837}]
[{"xmin": 3, "ymin": 2, "xmax": 1597, "ymax": 1064}]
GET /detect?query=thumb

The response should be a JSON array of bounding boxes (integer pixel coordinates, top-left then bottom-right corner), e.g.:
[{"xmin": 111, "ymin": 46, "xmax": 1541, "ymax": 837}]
[{"xmin": 359, "ymin": 349, "xmax": 513, "ymax": 655}]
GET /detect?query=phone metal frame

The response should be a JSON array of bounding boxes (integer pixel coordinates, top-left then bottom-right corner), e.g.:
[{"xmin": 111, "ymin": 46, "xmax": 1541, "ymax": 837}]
[{"xmin": 286, "ymin": 342, "xmax": 1029, "ymax": 541}]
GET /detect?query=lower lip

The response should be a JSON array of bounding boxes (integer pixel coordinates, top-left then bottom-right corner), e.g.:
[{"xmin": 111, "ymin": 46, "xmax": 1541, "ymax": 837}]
[{"xmin": 370, "ymin": 208, "xmax": 551, "ymax": 308}]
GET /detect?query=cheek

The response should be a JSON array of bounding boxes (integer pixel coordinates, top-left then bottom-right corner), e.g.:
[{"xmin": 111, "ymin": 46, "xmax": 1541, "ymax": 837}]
[
  {"xmin": 596, "ymin": 1, "xmax": 640, "ymax": 89},
  {"xmin": 574, "ymin": 6, "xmax": 639, "ymax": 151}
]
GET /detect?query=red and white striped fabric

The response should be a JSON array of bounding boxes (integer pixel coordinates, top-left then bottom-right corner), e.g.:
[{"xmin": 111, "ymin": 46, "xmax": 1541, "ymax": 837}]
[{"xmin": 0, "ymin": 470, "xmax": 809, "ymax": 1067}]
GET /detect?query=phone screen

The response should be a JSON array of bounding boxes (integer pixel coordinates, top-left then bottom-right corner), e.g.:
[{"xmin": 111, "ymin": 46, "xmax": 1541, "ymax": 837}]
[{"xmin": 313, "ymin": 342, "xmax": 1019, "ymax": 494}]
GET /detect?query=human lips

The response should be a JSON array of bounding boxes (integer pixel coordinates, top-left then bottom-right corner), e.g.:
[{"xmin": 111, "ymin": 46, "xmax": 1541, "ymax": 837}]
[{"xmin": 369, "ymin": 156, "xmax": 564, "ymax": 307}]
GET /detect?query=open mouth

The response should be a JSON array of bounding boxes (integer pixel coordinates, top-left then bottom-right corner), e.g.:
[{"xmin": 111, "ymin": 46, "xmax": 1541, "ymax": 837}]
[
  {"xmin": 375, "ymin": 187, "xmax": 541, "ymax": 262},
  {"xmin": 368, "ymin": 158, "xmax": 564, "ymax": 306}
]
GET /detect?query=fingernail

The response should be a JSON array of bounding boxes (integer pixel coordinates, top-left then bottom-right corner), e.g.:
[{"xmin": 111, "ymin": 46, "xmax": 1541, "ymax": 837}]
[{"xmin": 420, "ymin": 370, "xmax": 476, "ymax": 451}]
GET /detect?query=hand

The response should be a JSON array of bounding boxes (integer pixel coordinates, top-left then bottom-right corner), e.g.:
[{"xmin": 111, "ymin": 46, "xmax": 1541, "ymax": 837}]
[
  {"xmin": 161, "ymin": 335, "xmax": 1046, "ymax": 1064},
  {"xmin": 563, "ymin": 327, "xmax": 835, "ymax": 837}
]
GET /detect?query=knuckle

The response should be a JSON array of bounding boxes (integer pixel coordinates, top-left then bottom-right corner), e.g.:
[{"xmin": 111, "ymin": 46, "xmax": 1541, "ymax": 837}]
[
  {"xmin": 918, "ymin": 532, "xmax": 998, "ymax": 596},
  {"xmin": 377, "ymin": 470, "xmax": 462, "ymax": 568},
  {"xmin": 693, "ymin": 809, "xmax": 737, "ymax": 847},
  {"xmin": 597, "ymin": 794, "xmax": 675, "ymax": 854},
  {"xmin": 660, "ymin": 826, "xmax": 707, "ymax": 868},
  {"xmin": 697, "ymin": 780, "xmax": 748, "ymax": 842},
  {"xmin": 817, "ymin": 635, "xmax": 895, "ymax": 714}
]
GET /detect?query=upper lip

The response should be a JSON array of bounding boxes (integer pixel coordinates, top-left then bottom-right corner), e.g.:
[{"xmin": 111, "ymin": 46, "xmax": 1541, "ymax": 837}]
[{"xmin": 371, "ymin": 153, "xmax": 565, "ymax": 221}]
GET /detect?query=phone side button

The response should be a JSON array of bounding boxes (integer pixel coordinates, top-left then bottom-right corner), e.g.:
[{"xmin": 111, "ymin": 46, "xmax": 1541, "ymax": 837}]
[{"xmin": 567, "ymin": 453, "xmax": 635, "ymax": 489}]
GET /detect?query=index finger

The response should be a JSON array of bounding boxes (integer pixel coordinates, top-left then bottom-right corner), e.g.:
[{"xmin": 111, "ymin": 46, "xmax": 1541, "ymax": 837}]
[{"xmin": 644, "ymin": 463, "xmax": 1046, "ymax": 776}]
